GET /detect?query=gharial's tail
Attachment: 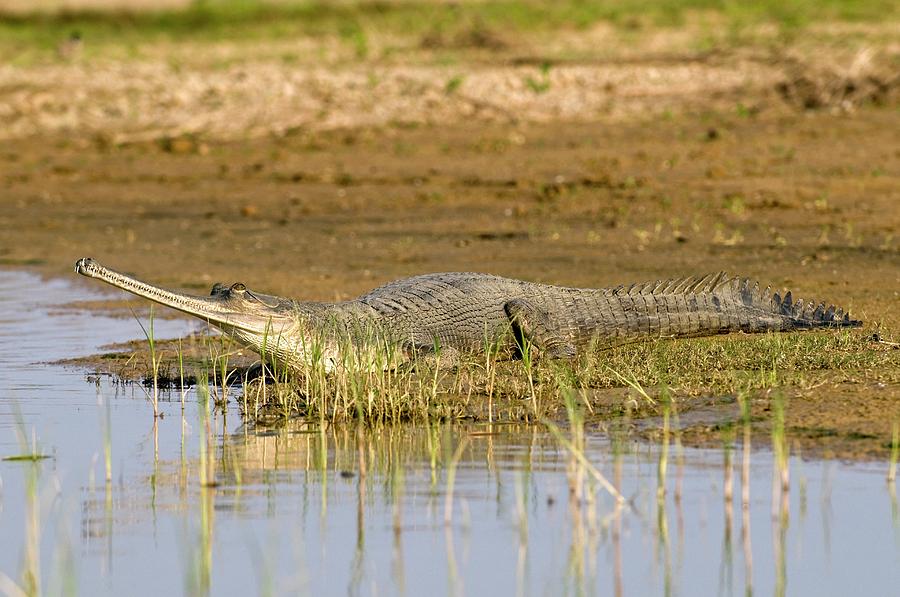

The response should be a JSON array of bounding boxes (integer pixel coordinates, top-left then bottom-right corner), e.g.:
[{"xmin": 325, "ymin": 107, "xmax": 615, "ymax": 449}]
[
  {"xmin": 763, "ymin": 281, "xmax": 861, "ymax": 330},
  {"xmin": 601, "ymin": 272, "xmax": 862, "ymax": 340}
]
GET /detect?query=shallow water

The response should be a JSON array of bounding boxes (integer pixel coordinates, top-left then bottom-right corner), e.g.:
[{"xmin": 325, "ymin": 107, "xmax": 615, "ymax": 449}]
[{"xmin": 0, "ymin": 270, "xmax": 897, "ymax": 596}]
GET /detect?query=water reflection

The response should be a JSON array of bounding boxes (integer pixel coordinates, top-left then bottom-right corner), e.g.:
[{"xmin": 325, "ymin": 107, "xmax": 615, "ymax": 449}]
[{"xmin": 67, "ymin": 416, "xmax": 898, "ymax": 596}]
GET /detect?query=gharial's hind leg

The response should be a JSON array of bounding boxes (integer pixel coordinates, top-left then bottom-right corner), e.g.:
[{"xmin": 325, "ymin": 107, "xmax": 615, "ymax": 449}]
[{"xmin": 503, "ymin": 299, "xmax": 577, "ymax": 359}]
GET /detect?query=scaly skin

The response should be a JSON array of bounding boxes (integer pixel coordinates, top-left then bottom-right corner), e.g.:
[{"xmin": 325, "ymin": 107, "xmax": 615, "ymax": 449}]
[{"xmin": 75, "ymin": 259, "xmax": 861, "ymax": 372}]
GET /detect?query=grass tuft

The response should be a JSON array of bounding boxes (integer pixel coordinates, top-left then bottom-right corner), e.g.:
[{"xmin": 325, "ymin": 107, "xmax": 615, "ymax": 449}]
[{"xmin": 97, "ymin": 326, "xmax": 896, "ymax": 428}]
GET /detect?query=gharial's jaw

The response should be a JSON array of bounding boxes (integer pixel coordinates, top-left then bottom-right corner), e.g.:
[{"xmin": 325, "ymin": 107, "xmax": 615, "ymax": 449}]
[{"xmin": 74, "ymin": 257, "xmax": 295, "ymax": 335}]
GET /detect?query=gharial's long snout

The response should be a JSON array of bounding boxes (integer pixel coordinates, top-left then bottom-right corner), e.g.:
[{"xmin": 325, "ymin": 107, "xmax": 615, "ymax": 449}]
[{"xmin": 74, "ymin": 257, "xmax": 291, "ymax": 334}]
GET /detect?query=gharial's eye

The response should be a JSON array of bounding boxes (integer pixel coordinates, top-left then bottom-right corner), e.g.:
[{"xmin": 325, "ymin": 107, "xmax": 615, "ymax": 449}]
[{"xmin": 231, "ymin": 283, "xmax": 246, "ymax": 293}]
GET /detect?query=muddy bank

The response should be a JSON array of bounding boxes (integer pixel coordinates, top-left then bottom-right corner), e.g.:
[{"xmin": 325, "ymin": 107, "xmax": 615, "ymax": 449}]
[{"xmin": 3, "ymin": 108, "xmax": 896, "ymax": 312}]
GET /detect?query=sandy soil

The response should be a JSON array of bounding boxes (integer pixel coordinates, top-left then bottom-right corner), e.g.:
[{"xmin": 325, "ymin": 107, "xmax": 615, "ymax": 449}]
[
  {"xmin": 2, "ymin": 40, "xmax": 896, "ymax": 143},
  {"xmin": 1, "ymin": 16, "xmax": 898, "ymax": 459}
]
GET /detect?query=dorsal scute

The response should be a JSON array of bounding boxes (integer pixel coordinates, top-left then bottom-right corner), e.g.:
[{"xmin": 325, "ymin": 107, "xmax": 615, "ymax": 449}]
[
  {"xmin": 624, "ymin": 271, "xmax": 734, "ymax": 297},
  {"xmin": 803, "ymin": 299, "xmax": 821, "ymax": 320},
  {"xmin": 621, "ymin": 280, "xmax": 658, "ymax": 295}
]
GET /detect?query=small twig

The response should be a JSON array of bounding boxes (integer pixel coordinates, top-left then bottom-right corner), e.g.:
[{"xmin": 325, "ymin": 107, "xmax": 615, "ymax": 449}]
[
  {"xmin": 606, "ymin": 366, "xmax": 657, "ymax": 405},
  {"xmin": 870, "ymin": 333, "xmax": 900, "ymax": 348}
]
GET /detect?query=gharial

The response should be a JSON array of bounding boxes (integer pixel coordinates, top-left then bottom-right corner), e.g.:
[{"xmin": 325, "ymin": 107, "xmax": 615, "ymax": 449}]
[{"xmin": 75, "ymin": 258, "xmax": 861, "ymax": 373}]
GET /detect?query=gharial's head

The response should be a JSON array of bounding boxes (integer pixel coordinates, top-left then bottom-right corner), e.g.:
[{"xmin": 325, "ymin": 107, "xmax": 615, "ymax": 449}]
[{"xmin": 74, "ymin": 257, "xmax": 296, "ymax": 336}]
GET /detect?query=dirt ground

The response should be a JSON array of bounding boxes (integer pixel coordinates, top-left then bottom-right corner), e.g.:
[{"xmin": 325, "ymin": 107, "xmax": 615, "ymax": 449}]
[
  {"xmin": 5, "ymin": 109, "xmax": 896, "ymax": 314},
  {"xmin": 1, "ymin": 5, "xmax": 898, "ymax": 459}
]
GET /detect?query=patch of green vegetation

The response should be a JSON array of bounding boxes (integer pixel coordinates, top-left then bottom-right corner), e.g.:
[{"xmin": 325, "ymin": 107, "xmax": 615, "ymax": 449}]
[
  {"xmin": 590, "ymin": 330, "xmax": 898, "ymax": 395},
  {"xmin": 1, "ymin": 0, "xmax": 895, "ymax": 56},
  {"xmin": 524, "ymin": 62, "xmax": 552, "ymax": 94},
  {"xmin": 444, "ymin": 75, "xmax": 464, "ymax": 95},
  {"xmin": 337, "ymin": 17, "xmax": 368, "ymax": 59},
  {"xmin": 233, "ymin": 328, "xmax": 897, "ymax": 425}
]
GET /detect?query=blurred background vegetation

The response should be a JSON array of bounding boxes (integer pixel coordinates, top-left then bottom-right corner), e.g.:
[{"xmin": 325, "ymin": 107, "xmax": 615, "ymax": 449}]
[{"xmin": 1, "ymin": 0, "xmax": 897, "ymax": 60}]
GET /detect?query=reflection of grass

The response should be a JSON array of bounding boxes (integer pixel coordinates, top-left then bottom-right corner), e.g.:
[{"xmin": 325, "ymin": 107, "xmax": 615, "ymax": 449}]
[
  {"xmin": 0, "ymin": 406, "xmax": 45, "ymax": 595},
  {"xmin": 443, "ymin": 435, "xmax": 470, "ymax": 525},
  {"xmin": 2, "ymin": 0, "xmax": 896, "ymax": 54},
  {"xmin": 181, "ymin": 381, "xmax": 216, "ymax": 596},
  {"xmin": 889, "ymin": 420, "xmax": 898, "ymax": 483},
  {"xmin": 100, "ymin": 388, "xmax": 112, "ymax": 483},
  {"xmin": 544, "ymin": 417, "xmax": 625, "ymax": 503},
  {"xmin": 3, "ymin": 404, "xmax": 51, "ymax": 462},
  {"xmin": 771, "ymin": 390, "xmax": 790, "ymax": 493}
]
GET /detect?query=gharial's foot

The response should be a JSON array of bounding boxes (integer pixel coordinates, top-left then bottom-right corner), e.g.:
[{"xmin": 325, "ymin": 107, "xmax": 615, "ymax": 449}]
[{"xmin": 504, "ymin": 299, "xmax": 577, "ymax": 359}]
